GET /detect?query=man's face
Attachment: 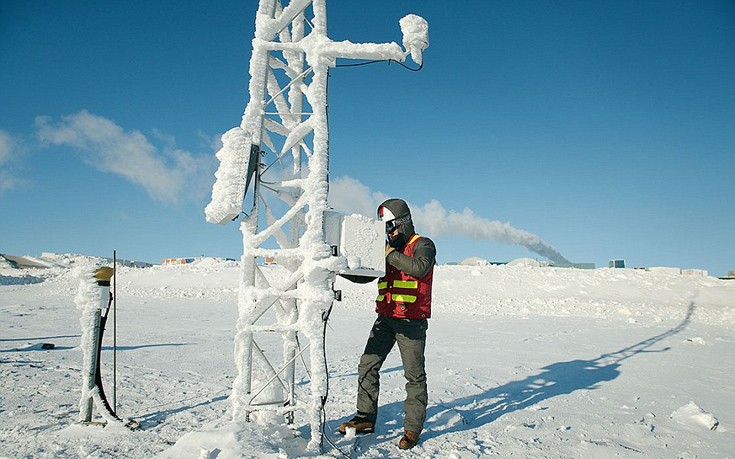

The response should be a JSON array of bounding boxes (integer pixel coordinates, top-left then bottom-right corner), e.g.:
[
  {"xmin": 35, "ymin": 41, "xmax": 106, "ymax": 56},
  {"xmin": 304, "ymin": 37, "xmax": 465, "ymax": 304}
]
[
  {"xmin": 384, "ymin": 214, "xmax": 410, "ymax": 248},
  {"xmin": 387, "ymin": 224, "xmax": 406, "ymax": 247},
  {"xmin": 388, "ymin": 226, "xmax": 399, "ymax": 241}
]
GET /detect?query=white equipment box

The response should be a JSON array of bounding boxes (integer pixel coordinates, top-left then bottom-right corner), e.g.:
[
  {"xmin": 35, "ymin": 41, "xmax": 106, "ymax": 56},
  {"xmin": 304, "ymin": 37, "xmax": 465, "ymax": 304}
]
[{"xmin": 324, "ymin": 212, "xmax": 385, "ymax": 282}]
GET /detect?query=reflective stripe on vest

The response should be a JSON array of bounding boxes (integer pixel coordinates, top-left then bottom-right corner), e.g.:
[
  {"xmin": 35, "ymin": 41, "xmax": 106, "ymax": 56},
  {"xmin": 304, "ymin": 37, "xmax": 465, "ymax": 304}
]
[
  {"xmin": 392, "ymin": 294, "xmax": 417, "ymax": 303},
  {"xmin": 393, "ymin": 280, "xmax": 418, "ymax": 289},
  {"xmin": 407, "ymin": 234, "xmax": 421, "ymax": 244},
  {"xmin": 376, "ymin": 279, "xmax": 419, "ymax": 302}
]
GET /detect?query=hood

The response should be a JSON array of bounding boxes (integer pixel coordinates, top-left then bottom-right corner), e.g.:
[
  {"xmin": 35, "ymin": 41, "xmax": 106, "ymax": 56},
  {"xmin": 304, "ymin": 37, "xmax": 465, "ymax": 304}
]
[{"xmin": 378, "ymin": 198, "xmax": 415, "ymax": 248}]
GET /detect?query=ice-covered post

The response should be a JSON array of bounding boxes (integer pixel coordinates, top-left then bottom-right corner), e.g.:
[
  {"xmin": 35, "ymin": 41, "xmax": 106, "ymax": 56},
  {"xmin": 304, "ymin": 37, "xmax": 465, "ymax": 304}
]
[
  {"xmin": 76, "ymin": 267, "xmax": 113, "ymax": 423},
  {"xmin": 205, "ymin": 0, "xmax": 428, "ymax": 450},
  {"xmin": 74, "ymin": 266, "xmax": 138, "ymax": 429}
]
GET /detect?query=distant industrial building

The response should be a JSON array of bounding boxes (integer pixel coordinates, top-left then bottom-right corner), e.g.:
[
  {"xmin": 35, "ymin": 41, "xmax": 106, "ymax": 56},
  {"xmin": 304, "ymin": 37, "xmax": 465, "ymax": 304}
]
[
  {"xmin": 161, "ymin": 256, "xmax": 237, "ymax": 265},
  {"xmin": 553, "ymin": 261, "xmax": 596, "ymax": 270},
  {"xmin": 609, "ymin": 259, "xmax": 625, "ymax": 268},
  {"xmin": 161, "ymin": 257, "xmax": 198, "ymax": 265}
]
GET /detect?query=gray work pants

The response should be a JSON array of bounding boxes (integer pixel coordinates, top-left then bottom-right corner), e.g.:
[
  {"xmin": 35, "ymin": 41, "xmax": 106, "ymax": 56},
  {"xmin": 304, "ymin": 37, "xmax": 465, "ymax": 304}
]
[{"xmin": 356, "ymin": 315, "xmax": 428, "ymax": 433}]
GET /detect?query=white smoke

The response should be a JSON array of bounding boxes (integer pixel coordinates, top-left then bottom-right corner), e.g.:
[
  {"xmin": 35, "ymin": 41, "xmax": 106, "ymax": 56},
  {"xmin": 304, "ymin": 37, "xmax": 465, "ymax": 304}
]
[
  {"xmin": 329, "ymin": 176, "xmax": 570, "ymax": 264},
  {"xmin": 412, "ymin": 200, "xmax": 570, "ymax": 264}
]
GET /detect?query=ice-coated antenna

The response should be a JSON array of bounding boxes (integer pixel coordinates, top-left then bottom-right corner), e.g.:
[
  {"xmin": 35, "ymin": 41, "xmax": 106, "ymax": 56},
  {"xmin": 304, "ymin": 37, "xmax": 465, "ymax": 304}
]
[{"xmin": 205, "ymin": 0, "xmax": 427, "ymax": 451}]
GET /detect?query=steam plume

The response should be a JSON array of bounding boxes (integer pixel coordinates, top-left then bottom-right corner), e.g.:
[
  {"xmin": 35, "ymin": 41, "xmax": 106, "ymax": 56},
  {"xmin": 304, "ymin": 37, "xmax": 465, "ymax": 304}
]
[
  {"xmin": 413, "ymin": 200, "xmax": 570, "ymax": 264},
  {"xmin": 330, "ymin": 176, "xmax": 570, "ymax": 264}
]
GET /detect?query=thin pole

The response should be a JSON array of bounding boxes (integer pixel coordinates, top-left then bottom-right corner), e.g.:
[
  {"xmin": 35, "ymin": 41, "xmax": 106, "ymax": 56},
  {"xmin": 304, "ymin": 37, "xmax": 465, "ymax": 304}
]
[{"xmin": 113, "ymin": 250, "xmax": 117, "ymax": 414}]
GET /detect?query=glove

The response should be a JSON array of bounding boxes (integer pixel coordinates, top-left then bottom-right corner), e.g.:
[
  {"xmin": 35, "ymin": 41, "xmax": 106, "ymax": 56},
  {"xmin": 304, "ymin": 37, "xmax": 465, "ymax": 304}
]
[{"xmin": 385, "ymin": 242, "xmax": 396, "ymax": 257}]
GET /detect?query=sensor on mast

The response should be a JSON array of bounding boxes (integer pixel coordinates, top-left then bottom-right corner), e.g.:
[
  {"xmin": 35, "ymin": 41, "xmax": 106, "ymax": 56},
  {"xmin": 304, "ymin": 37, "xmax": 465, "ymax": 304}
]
[{"xmin": 400, "ymin": 14, "xmax": 429, "ymax": 65}]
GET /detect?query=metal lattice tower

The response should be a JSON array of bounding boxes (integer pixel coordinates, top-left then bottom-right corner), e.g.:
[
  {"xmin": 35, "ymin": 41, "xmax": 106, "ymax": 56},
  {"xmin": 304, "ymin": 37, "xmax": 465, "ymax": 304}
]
[{"xmin": 206, "ymin": 0, "xmax": 427, "ymax": 450}]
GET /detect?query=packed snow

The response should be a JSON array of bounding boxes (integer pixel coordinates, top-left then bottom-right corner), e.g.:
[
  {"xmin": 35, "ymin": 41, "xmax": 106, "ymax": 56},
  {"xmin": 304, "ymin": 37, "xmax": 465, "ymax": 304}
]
[{"xmin": 1, "ymin": 254, "xmax": 734, "ymax": 458}]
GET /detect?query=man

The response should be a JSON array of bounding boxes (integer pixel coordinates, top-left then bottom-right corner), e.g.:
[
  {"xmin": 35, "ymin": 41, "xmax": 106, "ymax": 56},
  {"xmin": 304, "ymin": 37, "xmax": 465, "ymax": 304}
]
[{"xmin": 339, "ymin": 198, "xmax": 436, "ymax": 450}]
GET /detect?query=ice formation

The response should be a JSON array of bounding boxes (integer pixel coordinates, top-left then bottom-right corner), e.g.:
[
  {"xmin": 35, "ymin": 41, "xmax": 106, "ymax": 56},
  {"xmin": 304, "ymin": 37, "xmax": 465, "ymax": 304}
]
[
  {"xmin": 400, "ymin": 14, "xmax": 430, "ymax": 65},
  {"xmin": 73, "ymin": 266, "xmax": 123, "ymax": 426},
  {"xmin": 205, "ymin": 1, "xmax": 428, "ymax": 451},
  {"xmin": 670, "ymin": 401, "xmax": 720, "ymax": 431},
  {"xmin": 204, "ymin": 127, "xmax": 254, "ymax": 225}
]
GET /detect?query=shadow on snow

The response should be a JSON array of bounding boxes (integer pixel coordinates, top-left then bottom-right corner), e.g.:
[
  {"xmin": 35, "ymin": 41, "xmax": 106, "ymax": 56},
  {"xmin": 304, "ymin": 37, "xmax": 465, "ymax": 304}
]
[{"xmin": 421, "ymin": 302, "xmax": 695, "ymax": 441}]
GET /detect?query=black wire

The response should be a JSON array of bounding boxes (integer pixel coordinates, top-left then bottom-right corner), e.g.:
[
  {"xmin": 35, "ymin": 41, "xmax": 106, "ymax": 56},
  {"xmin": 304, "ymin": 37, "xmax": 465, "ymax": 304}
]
[
  {"xmin": 319, "ymin": 303, "xmax": 355, "ymax": 458},
  {"xmin": 322, "ymin": 404, "xmax": 353, "ymax": 458},
  {"xmin": 335, "ymin": 59, "xmax": 384, "ymax": 68},
  {"xmin": 335, "ymin": 58, "xmax": 423, "ymax": 72},
  {"xmin": 394, "ymin": 59, "xmax": 424, "ymax": 72}
]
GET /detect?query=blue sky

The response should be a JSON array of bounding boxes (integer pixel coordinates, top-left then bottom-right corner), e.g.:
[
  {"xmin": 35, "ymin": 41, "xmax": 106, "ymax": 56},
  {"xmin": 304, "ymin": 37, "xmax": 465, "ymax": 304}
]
[{"xmin": 1, "ymin": 1, "xmax": 733, "ymax": 275}]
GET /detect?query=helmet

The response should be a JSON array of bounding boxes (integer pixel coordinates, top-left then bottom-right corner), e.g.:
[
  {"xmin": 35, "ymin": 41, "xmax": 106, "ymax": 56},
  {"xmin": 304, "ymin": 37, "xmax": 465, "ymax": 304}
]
[{"xmin": 377, "ymin": 198, "xmax": 414, "ymax": 248}]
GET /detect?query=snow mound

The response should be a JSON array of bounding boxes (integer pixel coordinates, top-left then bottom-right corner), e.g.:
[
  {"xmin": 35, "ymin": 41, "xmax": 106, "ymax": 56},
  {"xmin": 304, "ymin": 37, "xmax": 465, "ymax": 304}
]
[
  {"xmin": 459, "ymin": 256, "xmax": 489, "ymax": 266},
  {"xmin": 670, "ymin": 401, "xmax": 719, "ymax": 431},
  {"xmin": 507, "ymin": 257, "xmax": 541, "ymax": 267},
  {"xmin": 160, "ymin": 421, "xmax": 306, "ymax": 459}
]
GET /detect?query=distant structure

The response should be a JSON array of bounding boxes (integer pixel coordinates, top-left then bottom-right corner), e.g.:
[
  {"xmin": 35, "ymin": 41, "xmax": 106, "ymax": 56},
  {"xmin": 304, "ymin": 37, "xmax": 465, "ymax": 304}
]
[
  {"xmin": 553, "ymin": 261, "xmax": 596, "ymax": 269},
  {"xmin": 101, "ymin": 258, "xmax": 152, "ymax": 268},
  {"xmin": 609, "ymin": 259, "xmax": 626, "ymax": 268},
  {"xmin": 459, "ymin": 256, "xmax": 491, "ymax": 266},
  {"xmin": 161, "ymin": 257, "xmax": 237, "ymax": 265},
  {"xmin": 508, "ymin": 257, "xmax": 543, "ymax": 268},
  {"xmin": 161, "ymin": 257, "xmax": 197, "ymax": 265},
  {"xmin": 1, "ymin": 253, "xmax": 152, "ymax": 269},
  {"xmin": 682, "ymin": 269, "xmax": 708, "ymax": 277}
]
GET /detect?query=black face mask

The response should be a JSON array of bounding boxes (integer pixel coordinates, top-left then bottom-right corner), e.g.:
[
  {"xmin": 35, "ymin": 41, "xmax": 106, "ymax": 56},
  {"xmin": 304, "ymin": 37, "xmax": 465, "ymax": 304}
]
[{"xmin": 388, "ymin": 231, "xmax": 407, "ymax": 249}]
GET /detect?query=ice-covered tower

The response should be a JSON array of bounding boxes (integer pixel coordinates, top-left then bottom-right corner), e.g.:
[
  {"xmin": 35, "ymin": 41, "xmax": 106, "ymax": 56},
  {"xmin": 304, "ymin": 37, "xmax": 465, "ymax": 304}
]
[{"xmin": 205, "ymin": 0, "xmax": 427, "ymax": 449}]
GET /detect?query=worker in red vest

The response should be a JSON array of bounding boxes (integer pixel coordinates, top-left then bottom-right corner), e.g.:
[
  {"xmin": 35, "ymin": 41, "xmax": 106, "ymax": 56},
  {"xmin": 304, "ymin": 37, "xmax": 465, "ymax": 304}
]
[{"xmin": 339, "ymin": 198, "xmax": 436, "ymax": 450}]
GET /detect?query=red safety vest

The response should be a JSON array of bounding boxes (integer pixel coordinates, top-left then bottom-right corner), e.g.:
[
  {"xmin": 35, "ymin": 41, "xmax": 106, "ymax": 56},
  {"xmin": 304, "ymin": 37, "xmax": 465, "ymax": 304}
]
[{"xmin": 375, "ymin": 234, "xmax": 433, "ymax": 319}]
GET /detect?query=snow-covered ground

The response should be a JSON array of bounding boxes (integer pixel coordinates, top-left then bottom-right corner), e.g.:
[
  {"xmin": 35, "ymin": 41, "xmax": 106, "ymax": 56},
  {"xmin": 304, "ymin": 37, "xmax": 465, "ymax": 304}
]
[{"xmin": 1, "ymin": 255, "xmax": 734, "ymax": 458}]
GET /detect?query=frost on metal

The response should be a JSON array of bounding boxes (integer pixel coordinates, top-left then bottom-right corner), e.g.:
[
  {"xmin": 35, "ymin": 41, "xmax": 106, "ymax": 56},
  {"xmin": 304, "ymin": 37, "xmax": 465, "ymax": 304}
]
[
  {"xmin": 205, "ymin": 127, "xmax": 253, "ymax": 225},
  {"xmin": 399, "ymin": 14, "xmax": 430, "ymax": 65},
  {"xmin": 74, "ymin": 265, "xmax": 101, "ymax": 421},
  {"xmin": 74, "ymin": 266, "xmax": 124, "ymax": 426},
  {"xmin": 204, "ymin": 0, "xmax": 427, "ymax": 450}
]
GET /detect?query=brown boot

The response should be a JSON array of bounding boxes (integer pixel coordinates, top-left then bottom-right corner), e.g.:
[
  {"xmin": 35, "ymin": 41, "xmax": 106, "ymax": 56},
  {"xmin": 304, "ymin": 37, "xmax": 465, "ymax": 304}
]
[
  {"xmin": 338, "ymin": 415, "xmax": 375, "ymax": 435},
  {"xmin": 398, "ymin": 430, "xmax": 420, "ymax": 449}
]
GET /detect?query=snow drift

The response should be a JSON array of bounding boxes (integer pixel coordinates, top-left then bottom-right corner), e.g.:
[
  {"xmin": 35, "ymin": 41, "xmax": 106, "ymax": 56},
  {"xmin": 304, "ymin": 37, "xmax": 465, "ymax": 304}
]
[{"xmin": 1, "ymin": 255, "xmax": 734, "ymax": 458}]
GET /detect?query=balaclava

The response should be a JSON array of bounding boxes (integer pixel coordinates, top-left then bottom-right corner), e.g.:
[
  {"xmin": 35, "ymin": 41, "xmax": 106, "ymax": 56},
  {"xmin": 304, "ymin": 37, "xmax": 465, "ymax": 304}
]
[{"xmin": 377, "ymin": 198, "xmax": 415, "ymax": 249}]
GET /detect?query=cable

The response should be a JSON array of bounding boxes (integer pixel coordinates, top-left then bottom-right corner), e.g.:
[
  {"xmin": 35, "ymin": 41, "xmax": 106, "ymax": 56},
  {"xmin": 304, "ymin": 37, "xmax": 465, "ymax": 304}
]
[
  {"xmin": 320, "ymin": 304, "xmax": 332, "ymax": 451},
  {"xmin": 318, "ymin": 302, "xmax": 354, "ymax": 458},
  {"xmin": 335, "ymin": 58, "xmax": 423, "ymax": 72},
  {"xmin": 335, "ymin": 59, "xmax": 385, "ymax": 68},
  {"xmin": 322, "ymin": 404, "xmax": 352, "ymax": 458}
]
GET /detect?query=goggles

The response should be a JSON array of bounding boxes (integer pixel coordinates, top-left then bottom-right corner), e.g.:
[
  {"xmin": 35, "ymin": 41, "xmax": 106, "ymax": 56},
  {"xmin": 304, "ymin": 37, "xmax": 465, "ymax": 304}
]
[{"xmin": 385, "ymin": 215, "xmax": 411, "ymax": 234}]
